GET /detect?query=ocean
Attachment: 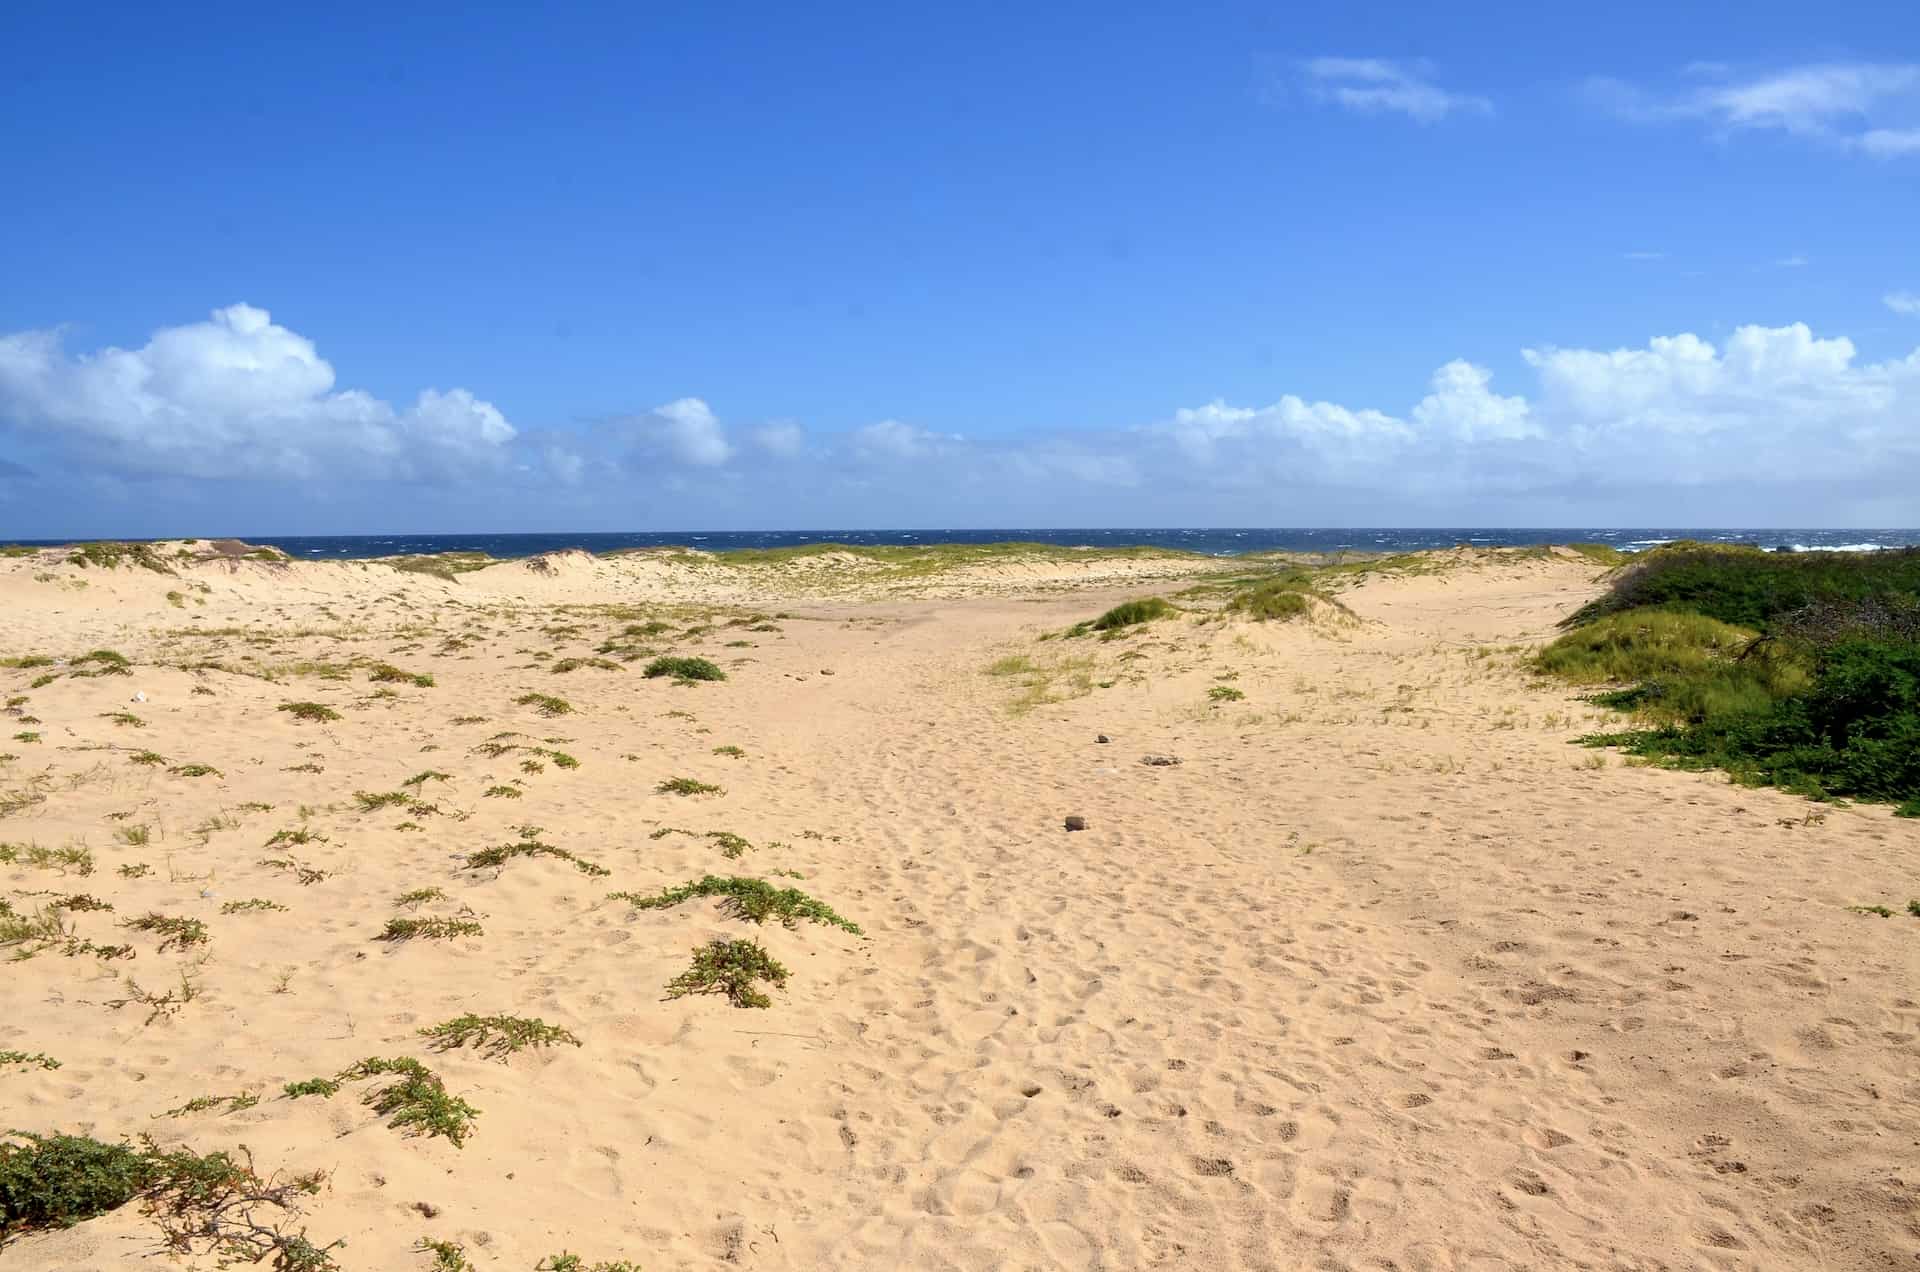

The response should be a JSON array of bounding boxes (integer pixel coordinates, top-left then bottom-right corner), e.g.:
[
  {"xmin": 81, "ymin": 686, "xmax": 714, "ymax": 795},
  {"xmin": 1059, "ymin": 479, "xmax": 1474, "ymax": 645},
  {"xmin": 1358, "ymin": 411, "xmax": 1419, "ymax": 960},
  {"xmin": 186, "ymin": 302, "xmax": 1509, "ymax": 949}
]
[{"xmin": 8, "ymin": 528, "xmax": 1919, "ymax": 560}]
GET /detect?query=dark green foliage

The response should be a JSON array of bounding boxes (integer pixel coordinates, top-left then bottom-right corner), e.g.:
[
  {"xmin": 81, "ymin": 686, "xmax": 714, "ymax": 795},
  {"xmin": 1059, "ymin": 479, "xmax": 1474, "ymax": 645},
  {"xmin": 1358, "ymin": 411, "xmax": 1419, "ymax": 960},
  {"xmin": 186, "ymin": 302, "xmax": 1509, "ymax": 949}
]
[
  {"xmin": 0, "ymin": 1051, "xmax": 59, "ymax": 1071},
  {"xmin": 282, "ymin": 1077, "xmax": 343, "ymax": 1099},
  {"xmin": 394, "ymin": 887, "xmax": 448, "ymax": 908},
  {"xmin": 515, "ymin": 692, "xmax": 574, "ymax": 716},
  {"xmin": 419, "ymin": 1013, "xmax": 582, "ymax": 1058},
  {"xmin": 1567, "ymin": 544, "xmax": 1920, "ymax": 630},
  {"xmin": 610, "ymin": 875, "xmax": 861, "ymax": 933},
  {"xmin": 1548, "ymin": 546, "xmax": 1920, "ymax": 812},
  {"xmin": 278, "ymin": 702, "xmax": 341, "ymax": 723},
  {"xmin": 483, "ymin": 784, "xmax": 522, "ymax": 797},
  {"xmin": 335, "ymin": 1057, "xmax": 480, "ymax": 1146},
  {"xmin": 643, "ymin": 656, "xmax": 726, "ymax": 682},
  {"xmin": 128, "ymin": 750, "xmax": 167, "ymax": 766},
  {"xmin": 463, "ymin": 840, "xmax": 608, "ymax": 876},
  {"xmin": 1586, "ymin": 638, "xmax": 1920, "ymax": 804},
  {"xmin": 354, "ymin": 789, "xmax": 411, "ymax": 811},
  {"xmin": 68, "ymin": 542, "xmax": 173, "ymax": 573},
  {"xmin": 168, "ymin": 763, "xmax": 222, "ymax": 778},
  {"xmin": 664, "ymin": 938, "xmax": 790, "ymax": 1008},
  {"xmin": 0, "ymin": 1133, "xmax": 151, "ymax": 1232},
  {"xmin": 50, "ymin": 893, "xmax": 112, "ymax": 913}
]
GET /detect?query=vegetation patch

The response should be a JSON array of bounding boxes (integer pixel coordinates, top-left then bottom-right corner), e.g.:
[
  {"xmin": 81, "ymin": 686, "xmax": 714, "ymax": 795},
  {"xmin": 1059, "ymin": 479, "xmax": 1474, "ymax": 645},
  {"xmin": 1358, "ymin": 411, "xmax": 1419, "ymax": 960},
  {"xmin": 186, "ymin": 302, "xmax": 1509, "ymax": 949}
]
[
  {"xmin": 0, "ymin": 1133, "xmax": 340, "ymax": 1266},
  {"xmin": 1552, "ymin": 548, "xmax": 1920, "ymax": 810},
  {"xmin": 277, "ymin": 702, "xmax": 341, "ymax": 724},
  {"xmin": 70, "ymin": 649, "xmax": 133, "ymax": 677},
  {"xmin": 611, "ymin": 875, "xmax": 860, "ymax": 933},
  {"xmin": 514, "ymin": 692, "xmax": 574, "ymax": 717},
  {"xmin": 419, "ymin": 1014, "xmax": 581, "ymax": 1059},
  {"xmin": 367, "ymin": 663, "xmax": 434, "ymax": 688},
  {"xmin": 332, "ymin": 1057, "xmax": 480, "ymax": 1146},
  {"xmin": 463, "ymin": 839, "xmax": 609, "ymax": 877},
  {"xmin": 643, "ymin": 656, "xmax": 726, "ymax": 682},
  {"xmin": 380, "ymin": 916, "xmax": 483, "ymax": 941},
  {"xmin": 123, "ymin": 913, "xmax": 209, "ymax": 951},
  {"xmin": 665, "ymin": 938, "xmax": 791, "ymax": 1009},
  {"xmin": 657, "ymin": 776, "xmax": 723, "ymax": 796}
]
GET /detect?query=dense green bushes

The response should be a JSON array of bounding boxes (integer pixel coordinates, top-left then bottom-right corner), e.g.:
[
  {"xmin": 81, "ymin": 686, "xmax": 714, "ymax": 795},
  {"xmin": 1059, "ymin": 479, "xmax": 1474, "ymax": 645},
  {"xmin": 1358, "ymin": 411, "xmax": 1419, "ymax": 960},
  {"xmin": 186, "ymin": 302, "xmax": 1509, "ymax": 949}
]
[
  {"xmin": 1551, "ymin": 547, "xmax": 1920, "ymax": 813},
  {"xmin": 1567, "ymin": 543, "xmax": 1920, "ymax": 629}
]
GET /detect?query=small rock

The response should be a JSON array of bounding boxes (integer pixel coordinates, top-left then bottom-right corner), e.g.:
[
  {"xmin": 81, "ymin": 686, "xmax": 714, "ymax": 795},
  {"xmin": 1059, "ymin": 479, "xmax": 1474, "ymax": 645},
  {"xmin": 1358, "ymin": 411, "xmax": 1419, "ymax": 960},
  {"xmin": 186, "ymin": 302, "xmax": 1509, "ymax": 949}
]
[
  {"xmin": 1064, "ymin": 815, "xmax": 1088, "ymax": 832},
  {"xmin": 820, "ymin": 668, "xmax": 836, "ymax": 676},
  {"xmin": 1141, "ymin": 754, "xmax": 1182, "ymax": 767},
  {"xmin": 1095, "ymin": 734, "xmax": 1110, "ymax": 744}
]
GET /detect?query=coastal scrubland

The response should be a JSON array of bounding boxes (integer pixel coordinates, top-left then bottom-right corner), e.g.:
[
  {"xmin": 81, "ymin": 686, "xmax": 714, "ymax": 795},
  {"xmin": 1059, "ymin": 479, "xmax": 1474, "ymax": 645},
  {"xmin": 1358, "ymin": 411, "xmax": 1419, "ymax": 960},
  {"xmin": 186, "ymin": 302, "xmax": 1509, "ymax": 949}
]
[{"xmin": 0, "ymin": 538, "xmax": 1914, "ymax": 1269}]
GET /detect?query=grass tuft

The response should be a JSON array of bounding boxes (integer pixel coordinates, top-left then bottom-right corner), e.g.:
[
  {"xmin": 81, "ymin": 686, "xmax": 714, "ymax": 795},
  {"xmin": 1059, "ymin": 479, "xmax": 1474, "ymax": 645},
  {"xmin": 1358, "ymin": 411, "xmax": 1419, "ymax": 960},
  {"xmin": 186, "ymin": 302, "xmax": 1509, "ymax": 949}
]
[{"xmin": 277, "ymin": 702, "xmax": 341, "ymax": 724}]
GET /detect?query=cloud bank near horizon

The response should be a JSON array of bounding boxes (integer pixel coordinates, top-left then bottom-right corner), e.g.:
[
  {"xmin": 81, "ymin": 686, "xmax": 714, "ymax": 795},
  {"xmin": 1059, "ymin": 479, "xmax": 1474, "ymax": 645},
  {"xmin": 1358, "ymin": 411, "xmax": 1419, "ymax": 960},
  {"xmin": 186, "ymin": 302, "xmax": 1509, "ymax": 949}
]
[{"xmin": 1, "ymin": 303, "xmax": 1917, "ymax": 531}]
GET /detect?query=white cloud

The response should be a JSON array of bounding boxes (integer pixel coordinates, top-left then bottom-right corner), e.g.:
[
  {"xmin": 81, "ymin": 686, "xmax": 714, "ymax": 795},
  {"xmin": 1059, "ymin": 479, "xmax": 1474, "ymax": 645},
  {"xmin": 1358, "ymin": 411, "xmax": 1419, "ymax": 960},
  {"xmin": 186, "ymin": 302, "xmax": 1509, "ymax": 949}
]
[
  {"xmin": 1411, "ymin": 360, "xmax": 1536, "ymax": 441},
  {"xmin": 626, "ymin": 397, "xmax": 733, "ymax": 466},
  {"xmin": 0, "ymin": 304, "xmax": 515, "ymax": 479},
  {"xmin": 750, "ymin": 421, "xmax": 805, "ymax": 457},
  {"xmin": 1589, "ymin": 62, "xmax": 1920, "ymax": 157},
  {"xmin": 1887, "ymin": 291, "xmax": 1920, "ymax": 316},
  {"xmin": 1298, "ymin": 58, "xmax": 1492, "ymax": 123},
  {"xmin": 851, "ymin": 418, "xmax": 960, "ymax": 460}
]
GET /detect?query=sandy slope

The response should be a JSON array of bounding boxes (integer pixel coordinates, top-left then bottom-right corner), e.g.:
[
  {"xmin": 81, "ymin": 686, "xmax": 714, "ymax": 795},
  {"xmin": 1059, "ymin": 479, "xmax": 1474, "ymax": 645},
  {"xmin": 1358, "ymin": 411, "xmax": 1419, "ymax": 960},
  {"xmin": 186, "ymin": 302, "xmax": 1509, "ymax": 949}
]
[{"xmin": 1, "ymin": 547, "xmax": 1916, "ymax": 1270}]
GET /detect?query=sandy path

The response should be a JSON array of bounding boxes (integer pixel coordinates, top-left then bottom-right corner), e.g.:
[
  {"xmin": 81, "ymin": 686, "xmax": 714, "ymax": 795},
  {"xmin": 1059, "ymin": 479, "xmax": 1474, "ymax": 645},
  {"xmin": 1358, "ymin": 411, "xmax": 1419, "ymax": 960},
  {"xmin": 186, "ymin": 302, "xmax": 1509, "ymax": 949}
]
[{"xmin": 2, "ymin": 554, "xmax": 1915, "ymax": 1269}]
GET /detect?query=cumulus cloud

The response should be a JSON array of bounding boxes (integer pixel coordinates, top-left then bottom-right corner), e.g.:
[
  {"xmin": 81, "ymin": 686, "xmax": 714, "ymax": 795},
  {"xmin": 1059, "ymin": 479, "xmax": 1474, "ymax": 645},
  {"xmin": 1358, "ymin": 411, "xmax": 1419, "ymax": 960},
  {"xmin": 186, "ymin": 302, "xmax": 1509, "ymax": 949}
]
[
  {"xmin": 0, "ymin": 304, "xmax": 515, "ymax": 479},
  {"xmin": 1588, "ymin": 62, "xmax": 1920, "ymax": 157},
  {"xmin": 623, "ymin": 397, "xmax": 733, "ymax": 466},
  {"xmin": 1297, "ymin": 58, "xmax": 1492, "ymax": 123},
  {"xmin": 1410, "ymin": 361, "xmax": 1535, "ymax": 442}
]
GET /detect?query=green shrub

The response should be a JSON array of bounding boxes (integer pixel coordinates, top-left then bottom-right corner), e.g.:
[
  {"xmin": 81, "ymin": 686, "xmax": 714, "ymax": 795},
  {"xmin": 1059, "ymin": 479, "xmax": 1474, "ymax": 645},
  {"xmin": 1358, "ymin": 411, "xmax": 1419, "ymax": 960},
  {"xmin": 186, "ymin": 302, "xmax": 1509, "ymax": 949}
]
[
  {"xmin": 643, "ymin": 656, "xmax": 726, "ymax": 682},
  {"xmin": 278, "ymin": 702, "xmax": 341, "ymax": 723},
  {"xmin": 665, "ymin": 939, "xmax": 790, "ymax": 1008},
  {"xmin": 1568, "ymin": 545, "xmax": 1920, "ymax": 630},
  {"xmin": 0, "ymin": 1133, "xmax": 152, "ymax": 1232},
  {"xmin": 380, "ymin": 917, "xmax": 483, "ymax": 941},
  {"xmin": 335, "ymin": 1057, "xmax": 479, "ymax": 1146},
  {"xmin": 514, "ymin": 692, "xmax": 574, "ymax": 716}
]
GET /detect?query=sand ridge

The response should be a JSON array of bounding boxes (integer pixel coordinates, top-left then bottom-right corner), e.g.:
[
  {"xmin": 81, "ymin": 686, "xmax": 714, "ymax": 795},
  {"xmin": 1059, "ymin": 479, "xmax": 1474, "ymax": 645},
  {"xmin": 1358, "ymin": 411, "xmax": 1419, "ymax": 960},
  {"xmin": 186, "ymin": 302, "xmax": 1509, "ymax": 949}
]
[{"xmin": 1, "ymin": 545, "xmax": 1916, "ymax": 1269}]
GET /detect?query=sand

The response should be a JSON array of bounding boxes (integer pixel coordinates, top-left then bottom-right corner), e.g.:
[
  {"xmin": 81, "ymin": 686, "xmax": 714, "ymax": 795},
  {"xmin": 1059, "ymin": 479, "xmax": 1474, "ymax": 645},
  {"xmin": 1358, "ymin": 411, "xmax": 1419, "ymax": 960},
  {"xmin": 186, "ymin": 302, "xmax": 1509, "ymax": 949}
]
[{"xmin": 1, "ymin": 544, "xmax": 1916, "ymax": 1270}]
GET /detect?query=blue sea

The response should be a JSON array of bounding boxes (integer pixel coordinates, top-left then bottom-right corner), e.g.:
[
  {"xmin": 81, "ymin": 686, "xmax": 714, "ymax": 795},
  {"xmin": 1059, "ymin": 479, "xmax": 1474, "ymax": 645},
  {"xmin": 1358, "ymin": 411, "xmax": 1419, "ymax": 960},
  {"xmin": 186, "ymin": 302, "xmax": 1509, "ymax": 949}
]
[{"xmin": 19, "ymin": 528, "xmax": 1910, "ymax": 560}]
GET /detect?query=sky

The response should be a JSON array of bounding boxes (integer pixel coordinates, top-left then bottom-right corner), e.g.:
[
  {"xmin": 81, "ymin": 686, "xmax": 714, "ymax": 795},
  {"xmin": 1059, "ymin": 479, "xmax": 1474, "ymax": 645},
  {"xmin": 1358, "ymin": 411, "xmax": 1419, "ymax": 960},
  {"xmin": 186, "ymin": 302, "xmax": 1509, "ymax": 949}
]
[{"xmin": 2, "ymin": 0, "xmax": 1918, "ymax": 535}]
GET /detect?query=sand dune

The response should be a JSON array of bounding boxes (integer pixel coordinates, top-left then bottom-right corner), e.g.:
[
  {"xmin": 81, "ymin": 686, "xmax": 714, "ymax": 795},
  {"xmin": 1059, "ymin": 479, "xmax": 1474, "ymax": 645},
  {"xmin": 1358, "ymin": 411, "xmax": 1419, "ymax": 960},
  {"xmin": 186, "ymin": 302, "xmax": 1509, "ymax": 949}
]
[{"xmin": 1, "ymin": 544, "xmax": 1915, "ymax": 1269}]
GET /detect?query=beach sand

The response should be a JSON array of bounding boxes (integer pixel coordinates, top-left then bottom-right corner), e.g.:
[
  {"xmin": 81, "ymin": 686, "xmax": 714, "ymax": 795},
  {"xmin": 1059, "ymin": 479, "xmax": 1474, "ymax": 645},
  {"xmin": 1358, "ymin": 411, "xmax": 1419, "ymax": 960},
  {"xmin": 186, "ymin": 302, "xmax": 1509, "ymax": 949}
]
[{"xmin": 2, "ymin": 544, "xmax": 1916, "ymax": 1269}]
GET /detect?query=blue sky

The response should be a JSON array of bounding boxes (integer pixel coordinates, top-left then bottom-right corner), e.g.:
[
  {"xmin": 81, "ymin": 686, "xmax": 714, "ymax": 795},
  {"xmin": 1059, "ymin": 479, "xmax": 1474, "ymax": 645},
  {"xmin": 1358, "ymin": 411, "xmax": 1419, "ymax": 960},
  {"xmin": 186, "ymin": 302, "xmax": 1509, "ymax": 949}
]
[{"xmin": 2, "ymin": 1, "xmax": 1917, "ymax": 534}]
